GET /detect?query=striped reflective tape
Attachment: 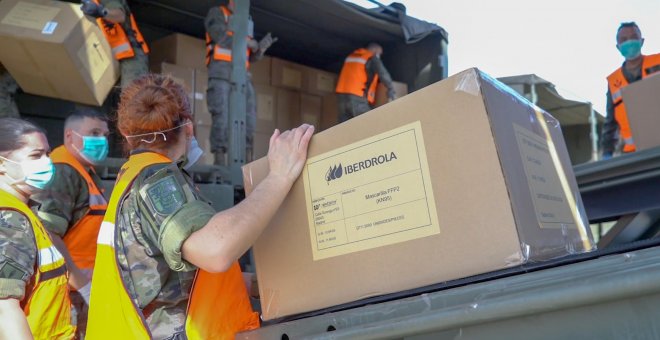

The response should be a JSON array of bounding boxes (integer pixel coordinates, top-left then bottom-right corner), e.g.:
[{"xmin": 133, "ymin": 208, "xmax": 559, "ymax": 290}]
[
  {"xmin": 345, "ymin": 57, "xmax": 367, "ymax": 64},
  {"xmin": 38, "ymin": 246, "xmax": 64, "ymax": 266},
  {"xmin": 97, "ymin": 221, "xmax": 115, "ymax": 247}
]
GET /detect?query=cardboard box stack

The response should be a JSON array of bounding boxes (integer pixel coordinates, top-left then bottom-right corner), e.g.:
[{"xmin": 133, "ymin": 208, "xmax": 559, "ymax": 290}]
[
  {"xmin": 621, "ymin": 72, "xmax": 660, "ymax": 151},
  {"xmin": 242, "ymin": 68, "xmax": 595, "ymax": 321},
  {"xmin": 0, "ymin": 0, "xmax": 119, "ymax": 106},
  {"xmin": 150, "ymin": 32, "xmax": 408, "ymax": 163}
]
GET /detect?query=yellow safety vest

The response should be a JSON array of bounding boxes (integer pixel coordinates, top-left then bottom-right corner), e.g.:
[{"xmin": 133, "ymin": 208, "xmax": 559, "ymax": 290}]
[
  {"xmin": 0, "ymin": 189, "xmax": 75, "ymax": 339},
  {"xmin": 87, "ymin": 152, "xmax": 259, "ymax": 339}
]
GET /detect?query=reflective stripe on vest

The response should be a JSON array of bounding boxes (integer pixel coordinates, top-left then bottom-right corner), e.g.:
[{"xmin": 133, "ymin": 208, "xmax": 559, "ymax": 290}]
[
  {"xmin": 0, "ymin": 190, "xmax": 75, "ymax": 339},
  {"xmin": 86, "ymin": 152, "xmax": 259, "ymax": 339},
  {"xmin": 50, "ymin": 146, "xmax": 107, "ymax": 270},
  {"xmin": 607, "ymin": 53, "xmax": 660, "ymax": 153},
  {"xmin": 205, "ymin": 5, "xmax": 251, "ymax": 67},
  {"xmin": 336, "ymin": 48, "xmax": 378, "ymax": 99},
  {"xmin": 92, "ymin": 0, "xmax": 149, "ymax": 60}
]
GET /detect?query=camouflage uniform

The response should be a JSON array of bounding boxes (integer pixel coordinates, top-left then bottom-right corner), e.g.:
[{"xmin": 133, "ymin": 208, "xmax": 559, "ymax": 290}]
[
  {"xmin": 33, "ymin": 162, "xmax": 105, "ymax": 338},
  {"xmin": 102, "ymin": 0, "xmax": 149, "ymax": 88},
  {"xmin": 205, "ymin": 7, "xmax": 257, "ymax": 154},
  {"xmin": 114, "ymin": 161, "xmax": 216, "ymax": 339},
  {"xmin": 0, "ymin": 65, "xmax": 20, "ymax": 118},
  {"xmin": 0, "ymin": 206, "xmax": 37, "ymax": 302},
  {"xmin": 337, "ymin": 56, "xmax": 395, "ymax": 123}
]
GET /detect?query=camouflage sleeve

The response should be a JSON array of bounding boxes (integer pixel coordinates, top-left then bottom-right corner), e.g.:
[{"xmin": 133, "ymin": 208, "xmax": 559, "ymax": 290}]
[
  {"xmin": 368, "ymin": 57, "xmax": 395, "ymax": 99},
  {"xmin": 134, "ymin": 164, "xmax": 216, "ymax": 272},
  {"xmin": 205, "ymin": 7, "xmax": 233, "ymax": 48},
  {"xmin": 0, "ymin": 209, "xmax": 37, "ymax": 300},
  {"xmin": 33, "ymin": 164, "xmax": 88, "ymax": 237}
]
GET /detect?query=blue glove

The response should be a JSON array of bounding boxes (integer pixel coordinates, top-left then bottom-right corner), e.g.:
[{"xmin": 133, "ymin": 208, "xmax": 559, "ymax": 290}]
[{"xmin": 80, "ymin": 0, "xmax": 107, "ymax": 18}]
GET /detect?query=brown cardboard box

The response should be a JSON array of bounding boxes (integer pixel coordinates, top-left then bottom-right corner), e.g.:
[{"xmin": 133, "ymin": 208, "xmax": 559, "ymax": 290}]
[
  {"xmin": 195, "ymin": 124, "xmax": 213, "ymax": 166},
  {"xmin": 271, "ymin": 57, "xmax": 304, "ymax": 90},
  {"xmin": 0, "ymin": 0, "xmax": 119, "ymax": 106},
  {"xmin": 275, "ymin": 88, "xmax": 301, "ymax": 131},
  {"xmin": 250, "ymin": 56, "xmax": 272, "ymax": 85},
  {"xmin": 253, "ymin": 131, "xmax": 271, "ymax": 160},
  {"xmin": 375, "ymin": 80, "xmax": 408, "ymax": 107},
  {"xmin": 298, "ymin": 93, "xmax": 322, "ymax": 128},
  {"xmin": 242, "ymin": 68, "xmax": 595, "ymax": 320},
  {"xmin": 304, "ymin": 66, "xmax": 337, "ymax": 95},
  {"xmin": 149, "ymin": 33, "xmax": 206, "ymax": 70},
  {"xmin": 621, "ymin": 72, "xmax": 660, "ymax": 151},
  {"xmin": 321, "ymin": 93, "xmax": 338, "ymax": 131},
  {"xmin": 254, "ymin": 83, "xmax": 277, "ymax": 133},
  {"xmin": 193, "ymin": 69, "xmax": 211, "ymax": 126}
]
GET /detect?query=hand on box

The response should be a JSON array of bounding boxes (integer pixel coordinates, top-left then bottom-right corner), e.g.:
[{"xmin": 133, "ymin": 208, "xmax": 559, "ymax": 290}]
[
  {"xmin": 80, "ymin": 0, "xmax": 107, "ymax": 18},
  {"xmin": 267, "ymin": 124, "xmax": 314, "ymax": 185}
]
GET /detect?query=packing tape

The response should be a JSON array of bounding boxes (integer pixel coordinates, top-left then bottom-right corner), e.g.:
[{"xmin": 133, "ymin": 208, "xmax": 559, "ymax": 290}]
[{"xmin": 454, "ymin": 69, "xmax": 481, "ymax": 96}]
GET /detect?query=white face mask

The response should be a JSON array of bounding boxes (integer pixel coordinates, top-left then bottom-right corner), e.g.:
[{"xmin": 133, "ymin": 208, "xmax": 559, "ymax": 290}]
[
  {"xmin": 0, "ymin": 155, "xmax": 55, "ymax": 190},
  {"xmin": 184, "ymin": 136, "xmax": 204, "ymax": 171}
]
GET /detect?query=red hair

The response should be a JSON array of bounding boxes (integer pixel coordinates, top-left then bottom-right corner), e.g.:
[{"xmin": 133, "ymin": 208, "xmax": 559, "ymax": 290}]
[{"xmin": 117, "ymin": 74, "xmax": 192, "ymax": 150}]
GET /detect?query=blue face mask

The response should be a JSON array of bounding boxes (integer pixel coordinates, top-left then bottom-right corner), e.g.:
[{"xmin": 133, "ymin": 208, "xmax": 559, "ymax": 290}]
[
  {"xmin": 1, "ymin": 156, "xmax": 55, "ymax": 190},
  {"xmin": 74, "ymin": 132, "xmax": 109, "ymax": 164},
  {"xmin": 618, "ymin": 39, "xmax": 643, "ymax": 60}
]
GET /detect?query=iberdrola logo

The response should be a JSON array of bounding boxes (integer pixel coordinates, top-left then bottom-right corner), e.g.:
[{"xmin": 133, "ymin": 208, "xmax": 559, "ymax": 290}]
[{"xmin": 325, "ymin": 163, "xmax": 343, "ymax": 184}]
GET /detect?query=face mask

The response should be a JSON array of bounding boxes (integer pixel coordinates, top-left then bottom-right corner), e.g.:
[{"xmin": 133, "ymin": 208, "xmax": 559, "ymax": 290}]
[
  {"xmin": 74, "ymin": 131, "xmax": 109, "ymax": 164},
  {"xmin": 183, "ymin": 136, "xmax": 204, "ymax": 171},
  {"xmin": 618, "ymin": 39, "xmax": 643, "ymax": 60},
  {"xmin": 0, "ymin": 156, "xmax": 55, "ymax": 190}
]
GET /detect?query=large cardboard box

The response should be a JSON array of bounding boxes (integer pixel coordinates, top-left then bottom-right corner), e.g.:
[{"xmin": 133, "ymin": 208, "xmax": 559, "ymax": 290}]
[
  {"xmin": 242, "ymin": 68, "xmax": 595, "ymax": 320},
  {"xmin": 321, "ymin": 93, "xmax": 338, "ymax": 131},
  {"xmin": 298, "ymin": 93, "xmax": 322, "ymax": 128},
  {"xmin": 375, "ymin": 80, "xmax": 408, "ymax": 107},
  {"xmin": 154, "ymin": 62, "xmax": 195, "ymax": 113},
  {"xmin": 271, "ymin": 57, "xmax": 304, "ymax": 90},
  {"xmin": 303, "ymin": 66, "xmax": 337, "ymax": 95},
  {"xmin": 250, "ymin": 56, "xmax": 272, "ymax": 85},
  {"xmin": 0, "ymin": 0, "xmax": 119, "ymax": 106},
  {"xmin": 275, "ymin": 88, "xmax": 300, "ymax": 131},
  {"xmin": 254, "ymin": 83, "xmax": 277, "ymax": 133},
  {"xmin": 621, "ymin": 72, "xmax": 660, "ymax": 151},
  {"xmin": 149, "ymin": 33, "xmax": 206, "ymax": 70}
]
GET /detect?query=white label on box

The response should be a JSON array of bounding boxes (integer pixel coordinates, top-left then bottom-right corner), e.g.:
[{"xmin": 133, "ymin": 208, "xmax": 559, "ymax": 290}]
[
  {"xmin": 194, "ymin": 92, "xmax": 204, "ymax": 100},
  {"xmin": 303, "ymin": 121, "xmax": 440, "ymax": 260},
  {"xmin": 1, "ymin": 2, "xmax": 60, "ymax": 31},
  {"xmin": 514, "ymin": 124, "xmax": 576, "ymax": 229},
  {"xmin": 77, "ymin": 30, "xmax": 111, "ymax": 84},
  {"xmin": 41, "ymin": 21, "xmax": 58, "ymax": 35}
]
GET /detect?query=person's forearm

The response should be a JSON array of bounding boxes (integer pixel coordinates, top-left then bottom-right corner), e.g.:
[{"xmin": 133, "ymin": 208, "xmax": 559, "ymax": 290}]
[
  {"xmin": 0, "ymin": 299, "xmax": 33, "ymax": 340},
  {"xmin": 103, "ymin": 8, "xmax": 126, "ymax": 24},
  {"xmin": 48, "ymin": 233, "xmax": 89, "ymax": 290},
  {"xmin": 182, "ymin": 173, "xmax": 293, "ymax": 273}
]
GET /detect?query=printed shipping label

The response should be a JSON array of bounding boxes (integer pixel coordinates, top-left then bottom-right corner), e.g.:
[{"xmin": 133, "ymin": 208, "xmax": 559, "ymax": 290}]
[
  {"xmin": 1, "ymin": 2, "xmax": 60, "ymax": 31},
  {"xmin": 303, "ymin": 121, "xmax": 439, "ymax": 260},
  {"xmin": 514, "ymin": 123, "xmax": 576, "ymax": 229}
]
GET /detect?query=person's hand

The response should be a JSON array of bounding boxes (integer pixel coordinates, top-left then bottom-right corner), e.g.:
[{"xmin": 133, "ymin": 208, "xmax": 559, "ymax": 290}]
[
  {"xmin": 247, "ymin": 38, "xmax": 259, "ymax": 52},
  {"xmin": 267, "ymin": 124, "xmax": 314, "ymax": 184},
  {"xmin": 80, "ymin": 0, "xmax": 107, "ymax": 18},
  {"xmin": 258, "ymin": 33, "xmax": 278, "ymax": 52},
  {"xmin": 387, "ymin": 90, "xmax": 397, "ymax": 102}
]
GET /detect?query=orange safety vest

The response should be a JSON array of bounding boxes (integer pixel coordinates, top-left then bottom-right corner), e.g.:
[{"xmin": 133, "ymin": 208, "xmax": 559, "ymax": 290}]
[
  {"xmin": 205, "ymin": 5, "xmax": 251, "ymax": 67},
  {"xmin": 86, "ymin": 152, "xmax": 259, "ymax": 340},
  {"xmin": 0, "ymin": 189, "xmax": 75, "ymax": 339},
  {"xmin": 92, "ymin": 0, "xmax": 149, "ymax": 60},
  {"xmin": 607, "ymin": 53, "xmax": 660, "ymax": 153},
  {"xmin": 49, "ymin": 146, "xmax": 107, "ymax": 270},
  {"xmin": 336, "ymin": 48, "xmax": 380, "ymax": 105}
]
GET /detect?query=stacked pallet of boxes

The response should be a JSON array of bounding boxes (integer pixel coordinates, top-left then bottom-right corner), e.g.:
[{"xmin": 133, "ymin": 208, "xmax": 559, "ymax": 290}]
[{"xmin": 150, "ymin": 33, "xmax": 409, "ymax": 163}]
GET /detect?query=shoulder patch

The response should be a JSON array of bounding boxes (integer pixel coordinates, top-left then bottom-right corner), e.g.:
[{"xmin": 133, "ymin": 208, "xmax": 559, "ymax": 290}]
[{"xmin": 143, "ymin": 176, "xmax": 186, "ymax": 216}]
